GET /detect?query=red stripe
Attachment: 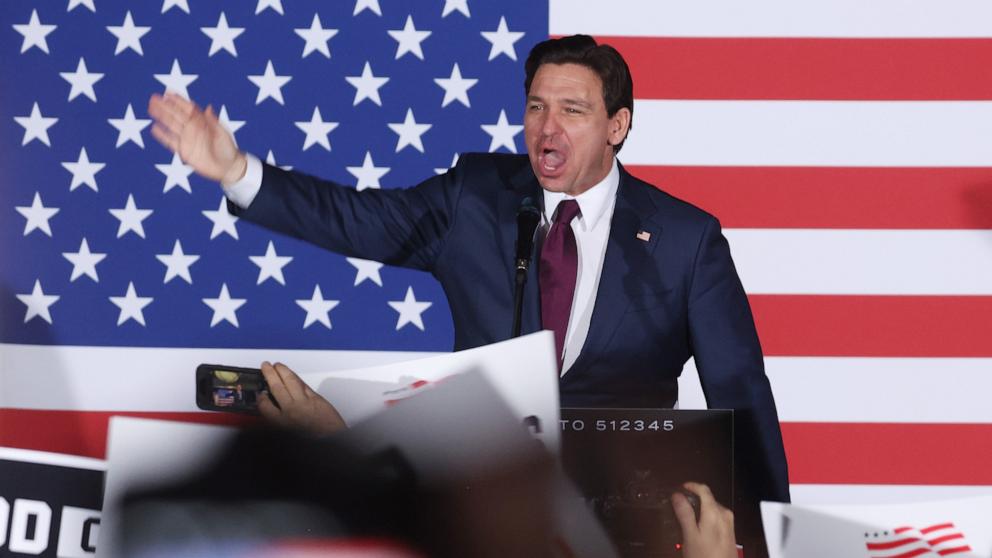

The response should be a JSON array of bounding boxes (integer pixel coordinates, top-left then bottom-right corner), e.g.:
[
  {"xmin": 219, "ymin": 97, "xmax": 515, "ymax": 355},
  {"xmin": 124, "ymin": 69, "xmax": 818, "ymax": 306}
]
[
  {"xmin": 0, "ymin": 409, "xmax": 256, "ymax": 459},
  {"xmin": 783, "ymin": 423, "xmax": 992, "ymax": 485},
  {"xmin": 929, "ymin": 534, "xmax": 965, "ymax": 545},
  {"xmin": 921, "ymin": 523, "xmax": 955, "ymax": 535},
  {"xmin": 866, "ymin": 538, "xmax": 922, "ymax": 551},
  {"xmin": 592, "ymin": 37, "xmax": 992, "ymax": 100},
  {"xmin": 749, "ymin": 295, "xmax": 992, "ymax": 357},
  {"xmin": 874, "ymin": 548, "xmax": 934, "ymax": 558},
  {"xmin": 894, "ymin": 527, "xmax": 914, "ymax": 534},
  {"xmin": 939, "ymin": 546, "xmax": 973, "ymax": 556},
  {"xmin": 626, "ymin": 166, "xmax": 992, "ymax": 230}
]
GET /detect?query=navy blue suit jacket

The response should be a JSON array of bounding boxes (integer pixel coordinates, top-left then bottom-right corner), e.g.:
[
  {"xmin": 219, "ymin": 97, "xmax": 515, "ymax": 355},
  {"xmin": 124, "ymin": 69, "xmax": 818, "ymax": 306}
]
[{"xmin": 232, "ymin": 152, "xmax": 790, "ymax": 511}]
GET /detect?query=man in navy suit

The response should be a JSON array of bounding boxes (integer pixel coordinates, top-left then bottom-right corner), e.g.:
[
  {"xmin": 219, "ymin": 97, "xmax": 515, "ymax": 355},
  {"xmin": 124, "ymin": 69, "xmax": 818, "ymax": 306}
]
[{"xmin": 150, "ymin": 35, "xmax": 786, "ymax": 552}]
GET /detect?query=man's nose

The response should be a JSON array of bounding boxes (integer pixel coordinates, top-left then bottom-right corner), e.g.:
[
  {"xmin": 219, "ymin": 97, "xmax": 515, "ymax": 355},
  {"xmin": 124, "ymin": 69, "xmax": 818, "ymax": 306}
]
[{"xmin": 541, "ymin": 111, "xmax": 562, "ymax": 136}]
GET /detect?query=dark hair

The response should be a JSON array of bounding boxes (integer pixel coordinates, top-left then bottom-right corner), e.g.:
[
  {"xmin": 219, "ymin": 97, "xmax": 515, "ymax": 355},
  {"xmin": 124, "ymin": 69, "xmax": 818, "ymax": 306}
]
[{"xmin": 524, "ymin": 34, "xmax": 633, "ymax": 152}]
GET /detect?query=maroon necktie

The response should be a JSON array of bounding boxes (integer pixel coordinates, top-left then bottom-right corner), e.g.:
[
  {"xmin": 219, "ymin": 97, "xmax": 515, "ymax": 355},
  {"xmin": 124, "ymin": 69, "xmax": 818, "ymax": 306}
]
[{"xmin": 540, "ymin": 200, "xmax": 581, "ymax": 368}]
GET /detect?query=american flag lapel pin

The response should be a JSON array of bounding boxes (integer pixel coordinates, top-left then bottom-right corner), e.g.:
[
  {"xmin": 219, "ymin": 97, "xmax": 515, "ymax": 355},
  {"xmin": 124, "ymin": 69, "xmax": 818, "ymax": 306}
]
[{"xmin": 636, "ymin": 230, "xmax": 651, "ymax": 242}]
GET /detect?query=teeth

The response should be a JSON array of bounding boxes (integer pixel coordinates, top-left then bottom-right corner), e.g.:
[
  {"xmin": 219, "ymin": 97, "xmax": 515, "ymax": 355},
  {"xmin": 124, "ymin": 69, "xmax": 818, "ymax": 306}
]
[{"xmin": 543, "ymin": 150, "xmax": 565, "ymax": 169}]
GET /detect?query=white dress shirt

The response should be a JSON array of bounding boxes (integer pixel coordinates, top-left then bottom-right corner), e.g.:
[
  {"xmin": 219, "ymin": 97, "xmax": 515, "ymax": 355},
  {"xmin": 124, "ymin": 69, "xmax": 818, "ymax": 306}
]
[
  {"xmin": 223, "ymin": 153, "xmax": 264, "ymax": 209},
  {"xmin": 541, "ymin": 159, "xmax": 619, "ymax": 374},
  {"xmin": 223, "ymin": 153, "xmax": 622, "ymax": 375}
]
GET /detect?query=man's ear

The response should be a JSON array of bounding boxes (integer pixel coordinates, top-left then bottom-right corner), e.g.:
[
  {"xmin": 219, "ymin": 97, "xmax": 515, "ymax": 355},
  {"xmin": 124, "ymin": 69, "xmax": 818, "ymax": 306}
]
[{"xmin": 607, "ymin": 107, "xmax": 632, "ymax": 147}]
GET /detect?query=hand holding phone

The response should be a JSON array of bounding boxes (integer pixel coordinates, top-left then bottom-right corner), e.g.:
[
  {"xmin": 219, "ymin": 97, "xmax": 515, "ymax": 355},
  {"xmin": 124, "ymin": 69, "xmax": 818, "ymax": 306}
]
[
  {"xmin": 257, "ymin": 361, "xmax": 347, "ymax": 436},
  {"xmin": 195, "ymin": 362, "xmax": 346, "ymax": 435}
]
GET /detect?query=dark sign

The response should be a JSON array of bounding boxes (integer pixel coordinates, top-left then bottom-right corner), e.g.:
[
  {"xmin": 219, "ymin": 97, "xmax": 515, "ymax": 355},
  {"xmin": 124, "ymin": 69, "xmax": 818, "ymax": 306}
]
[
  {"xmin": 0, "ymin": 452, "xmax": 104, "ymax": 557},
  {"xmin": 560, "ymin": 408, "xmax": 734, "ymax": 558}
]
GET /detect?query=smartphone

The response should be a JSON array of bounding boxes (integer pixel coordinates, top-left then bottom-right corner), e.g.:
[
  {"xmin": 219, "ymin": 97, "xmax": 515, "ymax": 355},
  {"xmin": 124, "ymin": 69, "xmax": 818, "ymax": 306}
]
[{"xmin": 195, "ymin": 364, "xmax": 269, "ymax": 414}]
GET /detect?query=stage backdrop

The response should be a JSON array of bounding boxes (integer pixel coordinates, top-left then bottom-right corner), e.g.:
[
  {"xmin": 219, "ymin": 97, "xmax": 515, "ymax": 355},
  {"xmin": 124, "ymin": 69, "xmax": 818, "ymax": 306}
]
[{"xmin": 3, "ymin": 0, "xmax": 992, "ymax": 512}]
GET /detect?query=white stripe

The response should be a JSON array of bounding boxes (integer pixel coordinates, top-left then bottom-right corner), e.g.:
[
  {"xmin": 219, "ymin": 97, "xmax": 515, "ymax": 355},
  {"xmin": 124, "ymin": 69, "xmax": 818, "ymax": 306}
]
[
  {"xmin": 0, "ymin": 447, "xmax": 106, "ymax": 471},
  {"xmin": 678, "ymin": 357, "xmax": 992, "ymax": 423},
  {"xmin": 725, "ymin": 229, "xmax": 992, "ymax": 295},
  {"xmin": 550, "ymin": 0, "xmax": 992, "ymax": 38},
  {"xmin": 766, "ymin": 358, "xmax": 992, "ymax": 423},
  {"xmin": 9, "ymin": 346, "xmax": 989, "ymax": 425},
  {"xmin": 619, "ymin": 100, "xmax": 992, "ymax": 167},
  {"xmin": 0, "ymin": 343, "xmax": 435, "ymax": 411},
  {"xmin": 790, "ymin": 484, "xmax": 992, "ymax": 505}
]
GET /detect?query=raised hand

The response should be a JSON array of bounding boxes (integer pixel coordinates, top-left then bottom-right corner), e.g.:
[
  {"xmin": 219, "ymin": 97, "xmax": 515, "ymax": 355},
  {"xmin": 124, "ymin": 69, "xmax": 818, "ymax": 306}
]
[{"xmin": 147, "ymin": 93, "xmax": 246, "ymax": 185}]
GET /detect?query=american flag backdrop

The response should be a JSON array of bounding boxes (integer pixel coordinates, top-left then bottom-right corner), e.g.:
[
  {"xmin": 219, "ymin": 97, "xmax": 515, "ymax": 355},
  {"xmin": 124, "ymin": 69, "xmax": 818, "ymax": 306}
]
[{"xmin": 2, "ymin": 0, "xmax": 992, "ymax": 510}]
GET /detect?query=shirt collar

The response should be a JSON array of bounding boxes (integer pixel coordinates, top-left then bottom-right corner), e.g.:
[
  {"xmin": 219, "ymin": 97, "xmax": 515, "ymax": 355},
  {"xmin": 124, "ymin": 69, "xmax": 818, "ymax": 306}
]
[{"xmin": 541, "ymin": 158, "xmax": 620, "ymax": 231}]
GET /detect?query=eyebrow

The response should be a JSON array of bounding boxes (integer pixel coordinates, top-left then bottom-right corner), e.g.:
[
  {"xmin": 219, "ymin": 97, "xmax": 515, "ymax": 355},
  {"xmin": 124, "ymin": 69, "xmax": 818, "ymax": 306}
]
[
  {"xmin": 527, "ymin": 95, "xmax": 593, "ymax": 108},
  {"xmin": 562, "ymin": 98, "xmax": 593, "ymax": 108}
]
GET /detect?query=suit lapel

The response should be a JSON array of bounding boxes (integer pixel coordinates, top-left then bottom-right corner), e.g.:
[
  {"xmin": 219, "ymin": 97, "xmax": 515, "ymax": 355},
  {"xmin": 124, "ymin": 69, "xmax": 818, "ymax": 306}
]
[
  {"xmin": 498, "ymin": 164, "xmax": 543, "ymax": 337},
  {"xmin": 568, "ymin": 168, "xmax": 662, "ymax": 372}
]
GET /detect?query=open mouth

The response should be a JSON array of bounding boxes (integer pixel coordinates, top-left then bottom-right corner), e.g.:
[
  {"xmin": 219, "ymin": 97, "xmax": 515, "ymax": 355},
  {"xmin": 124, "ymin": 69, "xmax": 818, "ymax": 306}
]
[{"xmin": 538, "ymin": 148, "xmax": 566, "ymax": 177}]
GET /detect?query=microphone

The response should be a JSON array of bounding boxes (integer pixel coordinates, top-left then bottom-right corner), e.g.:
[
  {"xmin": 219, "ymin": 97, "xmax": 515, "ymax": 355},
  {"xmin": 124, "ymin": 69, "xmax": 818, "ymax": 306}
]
[
  {"xmin": 515, "ymin": 197, "xmax": 541, "ymax": 272},
  {"xmin": 512, "ymin": 197, "xmax": 540, "ymax": 338}
]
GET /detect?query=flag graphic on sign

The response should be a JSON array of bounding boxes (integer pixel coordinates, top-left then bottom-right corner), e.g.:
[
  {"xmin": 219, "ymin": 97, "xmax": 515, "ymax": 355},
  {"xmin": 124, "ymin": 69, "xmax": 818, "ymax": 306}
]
[{"xmin": 864, "ymin": 523, "xmax": 972, "ymax": 558}]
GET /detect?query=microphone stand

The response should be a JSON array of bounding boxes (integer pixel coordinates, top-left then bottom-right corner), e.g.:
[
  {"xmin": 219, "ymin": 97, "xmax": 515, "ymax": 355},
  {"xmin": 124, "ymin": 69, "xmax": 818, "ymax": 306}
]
[
  {"xmin": 511, "ymin": 261, "xmax": 528, "ymax": 338},
  {"xmin": 512, "ymin": 199, "xmax": 540, "ymax": 338}
]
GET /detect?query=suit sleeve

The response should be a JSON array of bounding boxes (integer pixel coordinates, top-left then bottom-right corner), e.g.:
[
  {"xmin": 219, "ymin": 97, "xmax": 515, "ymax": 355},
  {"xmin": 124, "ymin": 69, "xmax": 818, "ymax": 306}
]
[
  {"xmin": 687, "ymin": 217, "xmax": 791, "ymax": 506},
  {"xmin": 228, "ymin": 160, "xmax": 465, "ymax": 273}
]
